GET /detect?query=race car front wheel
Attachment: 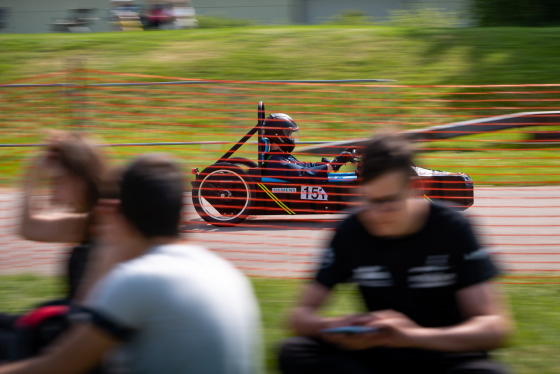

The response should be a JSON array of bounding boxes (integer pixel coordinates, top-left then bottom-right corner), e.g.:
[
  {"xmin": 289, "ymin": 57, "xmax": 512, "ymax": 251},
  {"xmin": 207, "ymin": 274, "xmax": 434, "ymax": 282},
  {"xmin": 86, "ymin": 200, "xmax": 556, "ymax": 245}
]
[{"xmin": 192, "ymin": 163, "xmax": 254, "ymax": 226}]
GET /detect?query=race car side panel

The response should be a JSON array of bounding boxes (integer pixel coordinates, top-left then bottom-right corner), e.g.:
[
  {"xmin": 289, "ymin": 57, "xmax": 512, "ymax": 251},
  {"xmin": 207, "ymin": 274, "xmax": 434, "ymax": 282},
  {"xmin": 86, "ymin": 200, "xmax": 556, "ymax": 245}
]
[
  {"xmin": 414, "ymin": 167, "xmax": 474, "ymax": 210},
  {"xmin": 251, "ymin": 179, "xmax": 357, "ymax": 215}
]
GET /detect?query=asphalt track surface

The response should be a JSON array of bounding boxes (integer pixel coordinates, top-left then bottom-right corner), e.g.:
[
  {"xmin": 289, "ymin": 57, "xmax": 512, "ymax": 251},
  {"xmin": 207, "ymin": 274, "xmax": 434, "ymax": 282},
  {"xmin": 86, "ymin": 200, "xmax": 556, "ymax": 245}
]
[{"xmin": 1, "ymin": 187, "xmax": 559, "ymax": 279}]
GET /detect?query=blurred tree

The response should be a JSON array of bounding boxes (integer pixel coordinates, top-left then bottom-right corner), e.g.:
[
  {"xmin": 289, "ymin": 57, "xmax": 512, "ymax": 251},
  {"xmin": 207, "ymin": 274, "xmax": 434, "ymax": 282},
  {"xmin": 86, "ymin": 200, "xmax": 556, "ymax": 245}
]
[{"xmin": 472, "ymin": 0, "xmax": 560, "ymax": 26}]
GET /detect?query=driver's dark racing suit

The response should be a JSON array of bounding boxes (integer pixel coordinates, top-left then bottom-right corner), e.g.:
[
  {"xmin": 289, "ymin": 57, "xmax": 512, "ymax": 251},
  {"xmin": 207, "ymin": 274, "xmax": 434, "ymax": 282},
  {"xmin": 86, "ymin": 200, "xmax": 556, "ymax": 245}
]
[{"xmin": 263, "ymin": 153, "xmax": 329, "ymax": 183}]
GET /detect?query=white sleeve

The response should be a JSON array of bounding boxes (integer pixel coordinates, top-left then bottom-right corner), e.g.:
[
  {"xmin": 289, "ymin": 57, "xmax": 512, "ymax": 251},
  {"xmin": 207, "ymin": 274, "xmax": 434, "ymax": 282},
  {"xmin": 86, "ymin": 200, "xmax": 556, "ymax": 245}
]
[{"xmin": 84, "ymin": 265, "xmax": 151, "ymax": 331}]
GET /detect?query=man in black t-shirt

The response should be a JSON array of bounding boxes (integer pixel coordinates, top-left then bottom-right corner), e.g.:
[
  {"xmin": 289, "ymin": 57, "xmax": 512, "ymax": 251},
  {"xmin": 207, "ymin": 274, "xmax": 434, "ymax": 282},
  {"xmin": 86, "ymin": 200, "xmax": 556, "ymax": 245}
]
[{"xmin": 278, "ymin": 133, "xmax": 512, "ymax": 374}]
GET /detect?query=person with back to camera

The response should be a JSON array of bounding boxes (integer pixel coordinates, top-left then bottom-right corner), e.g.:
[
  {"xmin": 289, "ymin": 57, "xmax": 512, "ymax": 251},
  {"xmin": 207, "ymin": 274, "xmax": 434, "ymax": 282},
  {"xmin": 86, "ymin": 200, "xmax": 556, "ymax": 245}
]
[
  {"xmin": 278, "ymin": 132, "xmax": 513, "ymax": 374},
  {"xmin": 0, "ymin": 153, "xmax": 262, "ymax": 374},
  {"xmin": 262, "ymin": 113, "xmax": 354, "ymax": 182}
]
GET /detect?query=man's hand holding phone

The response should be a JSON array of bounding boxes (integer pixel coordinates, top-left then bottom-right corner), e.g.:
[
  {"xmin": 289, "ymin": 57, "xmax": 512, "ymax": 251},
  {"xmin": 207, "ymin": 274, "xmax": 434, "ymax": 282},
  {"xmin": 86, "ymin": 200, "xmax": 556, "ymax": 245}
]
[
  {"xmin": 319, "ymin": 314, "xmax": 384, "ymax": 350},
  {"xmin": 319, "ymin": 310, "xmax": 422, "ymax": 350}
]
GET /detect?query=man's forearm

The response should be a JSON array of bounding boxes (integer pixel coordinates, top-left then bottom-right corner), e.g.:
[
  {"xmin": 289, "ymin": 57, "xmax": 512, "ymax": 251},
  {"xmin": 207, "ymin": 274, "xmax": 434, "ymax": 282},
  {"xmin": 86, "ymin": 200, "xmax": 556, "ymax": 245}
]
[
  {"xmin": 290, "ymin": 308, "xmax": 329, "ymax": 336},
  {"xmin": 0, "ymin": 356, "xmax": 55, "ymax": 374},
  {"xmin": 0, "ymin": 325, "xmax": 118, "ymax": 374},
  {"xmin": 407, "ymin": 315, "xmax": 510, "ymax": 352}
]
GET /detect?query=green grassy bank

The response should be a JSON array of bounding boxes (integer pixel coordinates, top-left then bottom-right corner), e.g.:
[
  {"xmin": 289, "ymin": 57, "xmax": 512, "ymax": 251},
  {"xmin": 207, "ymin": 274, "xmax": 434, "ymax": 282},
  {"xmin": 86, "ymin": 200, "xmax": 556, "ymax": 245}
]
[
  {"xmin": 1, "ymin": 275, "xmax": 559, "ymax": 374},
  {"xmin": 2, "ymin": 26, "xmax": 560, "ymax": 84},
  {"xmin": 0, "ymin": 26, "xmax": 559, "ymax": 186}
]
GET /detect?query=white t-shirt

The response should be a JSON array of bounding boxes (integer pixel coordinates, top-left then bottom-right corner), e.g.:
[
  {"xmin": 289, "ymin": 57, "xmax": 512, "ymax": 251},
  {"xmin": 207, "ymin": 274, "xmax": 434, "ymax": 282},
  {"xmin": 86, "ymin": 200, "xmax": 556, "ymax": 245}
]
[{"xmin": 85, "ymin": 244, "xmax": 262, "ymax": 374}]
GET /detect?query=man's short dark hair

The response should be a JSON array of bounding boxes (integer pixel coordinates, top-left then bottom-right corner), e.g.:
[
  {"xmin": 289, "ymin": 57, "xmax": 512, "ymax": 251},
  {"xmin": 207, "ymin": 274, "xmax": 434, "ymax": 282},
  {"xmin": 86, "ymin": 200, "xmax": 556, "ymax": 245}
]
[
  {"xmin": 120, "ymin": 154, "xmax": 184, "ymax": 238},
  {"xmin": 360, "ymin": 132, "xmax": 415, "ymax": 183}
]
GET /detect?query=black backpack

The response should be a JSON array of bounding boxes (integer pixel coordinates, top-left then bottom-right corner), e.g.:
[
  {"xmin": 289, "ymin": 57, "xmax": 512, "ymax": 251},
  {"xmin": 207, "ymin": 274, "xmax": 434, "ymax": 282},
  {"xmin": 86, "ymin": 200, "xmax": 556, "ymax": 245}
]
[{"xmin": 15, "ymin": 303, "xmax": 70, "ymax": 359}]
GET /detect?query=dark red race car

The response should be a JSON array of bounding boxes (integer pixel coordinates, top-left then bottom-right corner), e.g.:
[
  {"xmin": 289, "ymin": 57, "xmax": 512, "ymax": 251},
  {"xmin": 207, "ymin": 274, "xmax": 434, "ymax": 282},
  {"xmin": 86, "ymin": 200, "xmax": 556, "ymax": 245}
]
[{"xmin": 191, "ymin": 102, "xmax": 474, "ymax": 226}]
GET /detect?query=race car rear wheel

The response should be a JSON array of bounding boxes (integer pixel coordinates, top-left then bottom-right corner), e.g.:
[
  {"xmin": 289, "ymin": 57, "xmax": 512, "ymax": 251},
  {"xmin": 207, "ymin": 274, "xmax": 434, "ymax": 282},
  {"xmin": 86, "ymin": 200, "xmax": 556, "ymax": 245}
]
[{"xmin": 192, "ymin": 163, "xmax": 254, "ymax": 226}]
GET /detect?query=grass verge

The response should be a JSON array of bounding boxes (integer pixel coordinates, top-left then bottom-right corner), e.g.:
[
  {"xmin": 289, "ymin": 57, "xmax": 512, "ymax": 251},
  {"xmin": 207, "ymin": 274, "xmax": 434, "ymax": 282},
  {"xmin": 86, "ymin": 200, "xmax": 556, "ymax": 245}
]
[{"xmin": 1, "ymin": 275, "xmax": 559, "ymax": 374}]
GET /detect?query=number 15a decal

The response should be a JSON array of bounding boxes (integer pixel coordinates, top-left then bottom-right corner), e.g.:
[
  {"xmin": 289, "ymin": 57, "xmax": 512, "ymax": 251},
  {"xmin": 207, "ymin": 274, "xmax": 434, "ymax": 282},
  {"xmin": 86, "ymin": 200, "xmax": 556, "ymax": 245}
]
[{"xmin": 301, "ymin": 186, "xmax": 328, "ymax": 201}]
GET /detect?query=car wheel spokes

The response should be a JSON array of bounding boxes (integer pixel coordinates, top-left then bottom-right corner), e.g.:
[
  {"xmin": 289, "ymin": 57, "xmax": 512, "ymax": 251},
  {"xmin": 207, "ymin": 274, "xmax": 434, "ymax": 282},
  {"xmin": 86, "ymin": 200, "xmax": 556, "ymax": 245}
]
[{"xmin": 198, "ymin": 170, "xmax": 250, "ymax": 221}]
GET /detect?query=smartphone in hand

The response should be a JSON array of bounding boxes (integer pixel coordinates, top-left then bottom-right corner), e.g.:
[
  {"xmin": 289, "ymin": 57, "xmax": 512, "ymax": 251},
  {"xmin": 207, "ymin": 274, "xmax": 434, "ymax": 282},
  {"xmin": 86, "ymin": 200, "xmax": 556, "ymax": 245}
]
[{"xmin": 320, "ymin": 326, "xmax": 380, "ymax": 334}]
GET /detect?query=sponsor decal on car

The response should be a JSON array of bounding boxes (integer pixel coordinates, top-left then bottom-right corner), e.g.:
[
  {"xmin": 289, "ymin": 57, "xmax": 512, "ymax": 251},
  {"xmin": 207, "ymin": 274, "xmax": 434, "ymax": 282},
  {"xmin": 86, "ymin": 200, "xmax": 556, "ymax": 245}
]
[
  {"xmin": 271, "ymin": 187, "xmax": 297, "ymax": 193},
  {"xmin": 258, "ymin": 183, "xmax": 296, "ymax": 215},
  {"xmin": 301, "ymin": 186, "xmax": 328, "ymax": 201}
]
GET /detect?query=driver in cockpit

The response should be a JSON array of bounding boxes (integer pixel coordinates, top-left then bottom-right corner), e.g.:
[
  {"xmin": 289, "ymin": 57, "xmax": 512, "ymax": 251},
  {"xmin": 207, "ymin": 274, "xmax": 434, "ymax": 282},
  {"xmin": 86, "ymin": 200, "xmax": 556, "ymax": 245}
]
[{"xmin": 261, "ymin": 113, "xmax": 354, "ymax": 182}]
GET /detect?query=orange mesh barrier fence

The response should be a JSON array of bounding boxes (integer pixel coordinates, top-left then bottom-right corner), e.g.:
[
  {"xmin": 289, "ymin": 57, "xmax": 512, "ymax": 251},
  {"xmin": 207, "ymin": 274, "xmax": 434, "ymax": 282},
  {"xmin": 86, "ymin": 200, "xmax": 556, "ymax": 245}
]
[{"xmin": 0, "ymin": 70, "xmax": 559, "ymax": 284}]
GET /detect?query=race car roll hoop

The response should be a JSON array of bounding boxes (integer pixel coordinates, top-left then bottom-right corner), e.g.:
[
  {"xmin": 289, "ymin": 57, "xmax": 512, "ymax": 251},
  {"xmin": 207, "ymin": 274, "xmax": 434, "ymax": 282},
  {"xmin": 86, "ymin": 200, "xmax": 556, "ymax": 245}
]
[{"xmin": 191, "ymin": 102, "xmax": 474, "ymax": 227}]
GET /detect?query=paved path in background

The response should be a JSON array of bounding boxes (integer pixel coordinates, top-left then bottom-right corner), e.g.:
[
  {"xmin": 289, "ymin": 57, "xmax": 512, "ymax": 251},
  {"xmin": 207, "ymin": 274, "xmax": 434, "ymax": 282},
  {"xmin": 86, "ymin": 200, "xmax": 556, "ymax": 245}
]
[{"xmin": 1, "ymin": 187, "xmax": 559, "ymax": 278}]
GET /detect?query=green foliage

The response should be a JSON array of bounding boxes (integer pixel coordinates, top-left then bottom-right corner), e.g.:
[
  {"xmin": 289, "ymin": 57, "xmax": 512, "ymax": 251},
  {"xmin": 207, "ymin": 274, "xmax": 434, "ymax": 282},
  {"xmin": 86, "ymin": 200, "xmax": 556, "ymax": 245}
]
[
  {"xmin": 387, "ymin": 7, "xmax": 462, "ymax": 28},
  {"xmin": 471, "ymin": 0, "xmax": 560, "ymax": 26},
  {"xmin": 196, "ymin": 15, "xmax": 255, "ymax": 29},
  {"xmin": 326, "ymin": 10, "xmax": 373, "ymax": 26}
]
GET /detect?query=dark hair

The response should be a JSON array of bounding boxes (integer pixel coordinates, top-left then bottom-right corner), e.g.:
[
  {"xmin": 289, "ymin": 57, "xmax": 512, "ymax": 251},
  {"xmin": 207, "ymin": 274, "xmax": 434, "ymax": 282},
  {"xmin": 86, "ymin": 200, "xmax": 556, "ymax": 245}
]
[
  {"xmin": 360, "ymin": 132, "xmax": 415, "ymax": 183},
  {"xmin": 120, "ymin": 154, "xmax": 184, "ymax": 238},
  {"xmin": 46, "ymin": 131, "xmax": 107, "ymax": 212}
]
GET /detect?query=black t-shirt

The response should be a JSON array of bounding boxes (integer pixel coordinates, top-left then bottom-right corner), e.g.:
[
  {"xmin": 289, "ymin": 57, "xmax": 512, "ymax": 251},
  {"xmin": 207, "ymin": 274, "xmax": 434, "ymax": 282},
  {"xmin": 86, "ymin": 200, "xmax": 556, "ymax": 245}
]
[
  {"xmin": 67, "ymin": 241, "xmax": 95, "ymax": 300},
  {"xmin": 316, "ymin": 202, "xmax": 498, "ymax": 331}
]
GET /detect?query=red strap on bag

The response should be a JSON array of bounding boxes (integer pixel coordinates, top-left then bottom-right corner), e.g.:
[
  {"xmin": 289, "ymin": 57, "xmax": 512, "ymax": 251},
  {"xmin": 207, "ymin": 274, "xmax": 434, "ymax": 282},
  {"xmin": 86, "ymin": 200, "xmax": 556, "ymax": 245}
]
[{"xmin": 16, "ymin": 306, "xmax": 69, "ymax": 328}]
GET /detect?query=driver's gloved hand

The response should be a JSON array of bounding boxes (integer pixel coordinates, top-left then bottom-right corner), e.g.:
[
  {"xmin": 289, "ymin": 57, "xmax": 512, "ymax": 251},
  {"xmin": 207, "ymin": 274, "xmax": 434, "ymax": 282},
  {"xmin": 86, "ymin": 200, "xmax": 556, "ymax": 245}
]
[{"xmin": 330, "ymin": 151, "xmax": 353, "ymax": 171}]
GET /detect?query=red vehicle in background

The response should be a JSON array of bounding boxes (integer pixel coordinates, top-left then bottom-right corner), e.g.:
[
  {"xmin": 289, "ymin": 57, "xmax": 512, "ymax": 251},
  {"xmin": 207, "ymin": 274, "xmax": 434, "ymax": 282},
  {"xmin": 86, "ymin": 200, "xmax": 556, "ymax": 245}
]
[{"xmin": 191, "ymin": 102, "xmax": 474, "ymax": 226}]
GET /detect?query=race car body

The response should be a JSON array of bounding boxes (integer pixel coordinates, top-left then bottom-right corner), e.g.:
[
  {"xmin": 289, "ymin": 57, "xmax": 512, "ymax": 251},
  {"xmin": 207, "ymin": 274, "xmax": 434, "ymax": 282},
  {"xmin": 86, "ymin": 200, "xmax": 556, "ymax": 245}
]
[{"xmin": 191, "ymin": 102, "xmax": 474, "ymax": 226}]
